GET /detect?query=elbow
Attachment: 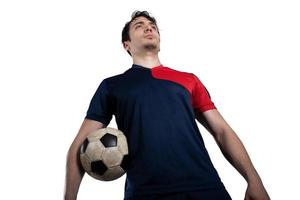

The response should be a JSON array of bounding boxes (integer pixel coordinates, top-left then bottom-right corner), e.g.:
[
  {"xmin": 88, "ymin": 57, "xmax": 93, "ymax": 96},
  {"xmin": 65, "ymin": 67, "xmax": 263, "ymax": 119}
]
[
  {"xmin": 214, "ymin": 125, "xmax": 239, "ymax": 147},
  {"xmin": 212, "ymin": 126, "xmax": 231, "ymax": 145},
  {"xmin": 66, "ymin": 143, "xmax": 81, "ymax": 168},
  {"xmin": 213, "ymin": 129, "xmax": 225, "ymax": 145},
  {"xmin": 66, "ymin": 146, "xmax": 73, "ymax": 165},
  {"xmin": 66, "ymin": 146, "xmax": 74, "ymax": 172}
]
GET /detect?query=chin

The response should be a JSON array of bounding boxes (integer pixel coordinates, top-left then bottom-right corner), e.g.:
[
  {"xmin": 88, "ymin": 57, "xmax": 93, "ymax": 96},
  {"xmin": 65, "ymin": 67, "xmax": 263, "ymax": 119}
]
[{"xmin": 144, "ymin": 43, "xmax": 159, "ymax": 51}]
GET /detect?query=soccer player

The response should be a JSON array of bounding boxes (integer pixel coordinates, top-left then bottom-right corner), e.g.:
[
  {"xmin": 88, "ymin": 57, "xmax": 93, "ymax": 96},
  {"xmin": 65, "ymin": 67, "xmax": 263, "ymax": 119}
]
[{"xmin": 65, "ymin": 11, "xmax": 270, "ymax": 200}]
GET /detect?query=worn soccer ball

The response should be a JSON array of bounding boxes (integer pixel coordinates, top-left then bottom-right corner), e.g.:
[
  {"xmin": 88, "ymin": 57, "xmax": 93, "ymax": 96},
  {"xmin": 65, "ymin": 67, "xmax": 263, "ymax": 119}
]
[{"xmin": 80, "ymin": 127, "xmax": 129, "ymax": 181}]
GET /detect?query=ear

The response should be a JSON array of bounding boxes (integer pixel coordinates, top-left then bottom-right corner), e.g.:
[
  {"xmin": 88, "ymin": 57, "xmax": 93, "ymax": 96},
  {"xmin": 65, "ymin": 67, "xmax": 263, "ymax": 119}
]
[{"xmin": 123, "ymin": 41, "xmax": 130, "ymax": 51}]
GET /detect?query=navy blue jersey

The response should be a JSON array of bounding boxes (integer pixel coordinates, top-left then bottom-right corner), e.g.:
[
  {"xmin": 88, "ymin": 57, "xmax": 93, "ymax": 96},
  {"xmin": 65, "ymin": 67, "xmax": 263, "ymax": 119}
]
[{"xmin": 85, "ymin": 64, "xmax": 225, "ymax": 198}]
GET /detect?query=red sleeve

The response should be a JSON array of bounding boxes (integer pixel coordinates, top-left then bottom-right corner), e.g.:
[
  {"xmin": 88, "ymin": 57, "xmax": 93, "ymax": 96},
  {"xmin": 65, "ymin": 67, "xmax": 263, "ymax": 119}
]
[{"xmin": 191, "ymin": 74, "xmax": 217, "ymax": 113}]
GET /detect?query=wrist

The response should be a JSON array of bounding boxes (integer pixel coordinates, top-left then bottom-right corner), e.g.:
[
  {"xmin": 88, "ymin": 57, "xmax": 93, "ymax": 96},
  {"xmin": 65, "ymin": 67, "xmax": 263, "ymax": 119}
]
[
  {"xmin": 247, "ymin": 174, "xmax": 262, "ymax": 185},
  {"xmin": 245, "ymin": 170, "xmax": 262, "ymax": 184}
]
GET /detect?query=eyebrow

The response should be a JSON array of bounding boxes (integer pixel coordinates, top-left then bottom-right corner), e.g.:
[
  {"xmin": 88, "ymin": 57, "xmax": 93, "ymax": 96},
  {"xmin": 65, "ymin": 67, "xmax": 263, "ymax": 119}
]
[{"xmin": 132, "ymin": 21, "xmax": 156, "ymax": 28}]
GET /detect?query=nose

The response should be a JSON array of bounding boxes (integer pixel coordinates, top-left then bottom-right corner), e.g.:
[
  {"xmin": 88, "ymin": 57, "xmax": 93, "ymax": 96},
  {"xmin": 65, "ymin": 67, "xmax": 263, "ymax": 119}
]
[{"xmin": 144, "ymin": 25, "xmax": 153, "ymax": 33}]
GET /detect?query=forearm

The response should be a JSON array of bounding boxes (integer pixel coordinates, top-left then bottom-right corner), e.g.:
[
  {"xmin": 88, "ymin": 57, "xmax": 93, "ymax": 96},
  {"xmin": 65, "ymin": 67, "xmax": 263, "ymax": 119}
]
[
  {"xmin": 215, "ymin": 128, "xmax": 261, "ymax": 184},
  {"xmin": 64, "ymin": 144, "xmax": 85, "ymax": 200},
  {"xmin": 64, "ymin": 119, "xmax": 105, "ymax": 199}
]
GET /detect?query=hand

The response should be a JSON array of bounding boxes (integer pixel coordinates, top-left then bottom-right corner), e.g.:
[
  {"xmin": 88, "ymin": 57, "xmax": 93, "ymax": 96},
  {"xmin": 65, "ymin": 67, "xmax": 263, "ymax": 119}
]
[{"xmin": 244, "ymin": 181, "xmax": 270, "ymax": 200}]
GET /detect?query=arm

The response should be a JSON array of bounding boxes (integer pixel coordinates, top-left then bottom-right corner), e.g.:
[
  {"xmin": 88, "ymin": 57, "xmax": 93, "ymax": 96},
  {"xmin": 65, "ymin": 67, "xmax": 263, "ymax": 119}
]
[
  {"xmin": 64, "ymin": 118, "xmax": 106, "ymax": 200},
  {"xmin": 195, "ymin": 109, "xmax": 270, "ymax": 200}
]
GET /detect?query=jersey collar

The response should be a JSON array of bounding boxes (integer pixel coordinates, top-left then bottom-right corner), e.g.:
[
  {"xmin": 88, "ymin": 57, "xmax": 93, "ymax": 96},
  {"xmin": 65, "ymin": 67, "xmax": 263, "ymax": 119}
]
[{"xmin": 132, "ymin": 64, "xmax": 163, "ymax": 70}]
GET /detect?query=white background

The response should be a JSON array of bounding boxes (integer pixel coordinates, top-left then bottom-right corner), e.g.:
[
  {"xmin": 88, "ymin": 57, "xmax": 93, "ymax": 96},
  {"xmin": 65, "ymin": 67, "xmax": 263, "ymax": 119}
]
[{"xmin": 1, "ymin": 0, "xmax": 299, "ymax": 199}]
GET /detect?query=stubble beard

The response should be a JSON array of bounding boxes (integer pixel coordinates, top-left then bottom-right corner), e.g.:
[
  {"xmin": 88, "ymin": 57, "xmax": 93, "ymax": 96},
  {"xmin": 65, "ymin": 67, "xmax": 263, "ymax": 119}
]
[
  {"xmin": 144, "ymin": 44, "xmax": 157, "ymax": 51},
  {"xmin": 143, "ymin": 43, "xmax": 159, "ymax": 52}
]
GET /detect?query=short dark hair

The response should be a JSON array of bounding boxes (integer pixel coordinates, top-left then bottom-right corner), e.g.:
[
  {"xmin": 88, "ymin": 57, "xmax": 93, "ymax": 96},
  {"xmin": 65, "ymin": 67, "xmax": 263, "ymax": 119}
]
[{"xmin": 121, "ymin": 10, "xmax": 160, "ymax": 56}]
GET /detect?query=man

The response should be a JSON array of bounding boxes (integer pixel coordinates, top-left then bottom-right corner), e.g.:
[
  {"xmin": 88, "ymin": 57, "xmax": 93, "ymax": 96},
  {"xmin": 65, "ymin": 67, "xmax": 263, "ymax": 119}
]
[{"xmin": 65, "ymin": 11, "xmax": 270, "ymax": 200}]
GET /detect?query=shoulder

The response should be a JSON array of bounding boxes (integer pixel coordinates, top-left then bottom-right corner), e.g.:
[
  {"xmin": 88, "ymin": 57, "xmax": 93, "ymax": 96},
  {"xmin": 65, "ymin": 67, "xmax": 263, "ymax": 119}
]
[
  {"xmin": 158, "ymin": 65, "xmax": 200, "ymax": 85},
  {"xmin": 166, "ymin": 66, "xmax": 205, "ymax": 83},
  {"xmin": 156, "ymin": 65, "xmax": 196, "ymax": 80},
  {"xmin": 101, "ymin": 69, "xmax": 129, "ymax": 85},
  {"xmin": 150, "ymin": 65, "xmax": 200, "ymax": 94},
  {"xmin": 162, "ymin": 65, "xmax": 192, "ymax": 75}
]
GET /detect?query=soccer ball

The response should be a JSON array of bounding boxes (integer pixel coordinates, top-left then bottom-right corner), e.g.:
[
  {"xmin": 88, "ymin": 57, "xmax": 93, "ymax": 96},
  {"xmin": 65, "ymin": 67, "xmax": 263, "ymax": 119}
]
[{"xmin": 80, "ymin": 127, "xmax": 129, "ymax": 181}]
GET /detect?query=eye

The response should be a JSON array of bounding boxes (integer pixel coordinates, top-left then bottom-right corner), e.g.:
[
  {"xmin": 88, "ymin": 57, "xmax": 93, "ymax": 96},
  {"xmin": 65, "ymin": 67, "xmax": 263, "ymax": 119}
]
[
  {"xmin": 152, "ymin": 26, "xmax": 157, "ymax": 30},
  {"xmin": 135, "ymin": 25, "xmax": 142, "ymax": 29}
]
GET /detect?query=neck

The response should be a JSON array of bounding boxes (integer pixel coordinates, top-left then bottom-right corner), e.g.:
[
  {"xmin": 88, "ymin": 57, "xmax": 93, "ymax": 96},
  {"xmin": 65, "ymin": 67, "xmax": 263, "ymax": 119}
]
[{"xmin": 132, "ymin": 52, "xmax": 161, "ymax": 69}]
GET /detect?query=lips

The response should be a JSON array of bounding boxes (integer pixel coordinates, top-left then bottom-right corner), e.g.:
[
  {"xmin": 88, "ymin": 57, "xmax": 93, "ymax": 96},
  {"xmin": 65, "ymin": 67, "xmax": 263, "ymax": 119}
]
[{"xmin": 144, "ymin": 34, "xmax": 154, "ymax": 38}]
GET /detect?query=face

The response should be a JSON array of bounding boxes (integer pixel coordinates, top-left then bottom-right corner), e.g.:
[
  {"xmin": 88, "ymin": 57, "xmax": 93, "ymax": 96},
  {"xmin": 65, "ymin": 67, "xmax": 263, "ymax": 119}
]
[{"xmin": 123, "ymin": 16, "xmax": 160, "ymax": 56}]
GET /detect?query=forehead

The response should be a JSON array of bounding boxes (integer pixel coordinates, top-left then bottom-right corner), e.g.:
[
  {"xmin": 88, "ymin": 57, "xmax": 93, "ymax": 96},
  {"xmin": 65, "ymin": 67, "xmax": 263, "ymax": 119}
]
[{"xmin": 130, "ymin": 16, "xmax": 155, "ymax": 27}]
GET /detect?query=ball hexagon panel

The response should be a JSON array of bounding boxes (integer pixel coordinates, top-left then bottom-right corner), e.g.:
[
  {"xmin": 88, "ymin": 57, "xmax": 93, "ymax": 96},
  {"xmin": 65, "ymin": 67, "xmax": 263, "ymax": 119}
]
[
  {"xmin": 80, "ymin": 153, "xmax": 91, "ymax": 172},
  {"xmin": 102, "ymin": 166, "xmax": 125, "ymax": 181},
  {"xmin": 120, "ymin": 154, "xmax": 130, "ymax": 170},
  {"xmin": 88, "ymin": 129, "xmax": 107, "ymax": 140},
  {"xmin": 116, "ymin": 134, "xmax": 128, "ymax": 155},
  {"xmin": 102, "ymin": 147, "xmax": 123, "ymax": 167},
  {"xmin": 85, "ymin": 141, "xmax": 105, "ymax": 162}
]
